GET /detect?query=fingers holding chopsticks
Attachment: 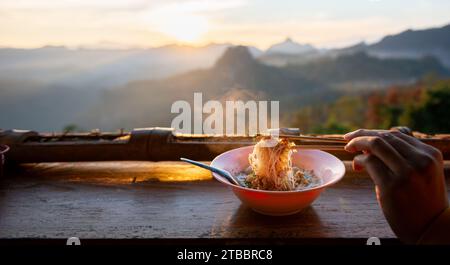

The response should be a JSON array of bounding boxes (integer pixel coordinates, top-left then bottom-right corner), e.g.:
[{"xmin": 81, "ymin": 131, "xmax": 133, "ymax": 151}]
[
  {"xmin": 345, "ymin": 135, "xmax": 410, "ymax": 177},
  {"xmin": 353, "ymin": 153, "xmax": 393, "ymax": 187},
  {"xmin": 345, "ymin": 129, "xmax": 442, "ymax": 172}
]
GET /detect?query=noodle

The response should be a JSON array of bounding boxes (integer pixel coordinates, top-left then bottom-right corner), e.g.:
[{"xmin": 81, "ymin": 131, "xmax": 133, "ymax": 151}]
[{"xmin": 245, "ymin": 137, "xmax": 320, "ymax": 191}]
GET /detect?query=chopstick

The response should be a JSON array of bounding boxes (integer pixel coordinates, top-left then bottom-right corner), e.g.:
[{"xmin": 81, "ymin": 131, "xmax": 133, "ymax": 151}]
[
  {"xmin": 278, "ymin": 134, "xmax": 348, "ymax": 144},
  {"xmin": 293, "ymin": 145, "xmax": 345, "ymax": 151},
  {"xmin": 275, "ymin": 134, "xmax": 348, "ymax": 151}
]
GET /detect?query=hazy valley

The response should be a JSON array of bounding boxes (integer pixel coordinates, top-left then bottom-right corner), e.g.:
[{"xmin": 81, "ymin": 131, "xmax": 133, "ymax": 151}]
[{"xmin": 1, "ymin": 24, "xmax": 450, "ymax": 132}]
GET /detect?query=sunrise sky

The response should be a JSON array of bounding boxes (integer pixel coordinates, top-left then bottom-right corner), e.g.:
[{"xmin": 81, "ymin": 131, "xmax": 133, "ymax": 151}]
[{"xmin": 1, "ymin": 0, "xmax": 449, "ymax": 49}]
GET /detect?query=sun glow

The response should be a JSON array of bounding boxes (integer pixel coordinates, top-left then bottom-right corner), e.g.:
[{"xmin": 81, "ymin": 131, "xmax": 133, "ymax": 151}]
[
  {"xmin": 158, "ymin": 14, "xmax": 208, "ymax": 43},
  {"xmin": 142, "ymin": 2, "xmax": 211, "ymax": 44}
]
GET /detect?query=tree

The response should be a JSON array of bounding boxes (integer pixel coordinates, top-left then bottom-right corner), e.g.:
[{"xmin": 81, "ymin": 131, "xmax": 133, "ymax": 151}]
[
  {"xmin": 365, "ymin": 93, "xmax": 384, "ymax": 128},
  {"xmin": 63, "ymin": 124, "xmax": 79, "ymax": 134},
  {"xmin": 405, "ymin": 80, "xmax": 450, "ymax": 133}
]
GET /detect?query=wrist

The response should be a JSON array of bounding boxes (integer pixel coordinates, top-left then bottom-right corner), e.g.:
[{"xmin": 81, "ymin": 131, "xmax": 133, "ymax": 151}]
[{"xmin": 417, "ymin": 207, "xmax": 450, "ymax": 244}]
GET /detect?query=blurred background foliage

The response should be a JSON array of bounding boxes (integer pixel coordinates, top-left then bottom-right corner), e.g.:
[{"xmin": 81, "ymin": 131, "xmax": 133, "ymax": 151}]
[{"xmin": 290, "ymin": 77, "xmax": 450, "ymax": 134}]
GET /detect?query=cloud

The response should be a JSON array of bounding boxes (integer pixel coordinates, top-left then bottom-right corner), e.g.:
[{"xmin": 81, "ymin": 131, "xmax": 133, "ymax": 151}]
[
  {"xmin": 140, "ymin": 0, "xmax": 247, "ymax": 43},
  {"xmin": 0, "ymin": 0, "xmax": 149, "ymax": 10},
  {"xmin": 0, "ymin": 0, "xmax": 246, "ymax": 12},
  {"xmin": 1, "ymin": 0, "xmax": 449, "ymax": 49}
]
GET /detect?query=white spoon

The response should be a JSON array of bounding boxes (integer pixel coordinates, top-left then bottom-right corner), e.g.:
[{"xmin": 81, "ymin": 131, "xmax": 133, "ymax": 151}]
[{"xmin": 180, "ymin": 157, "xmax": 244, "ymax": 187}]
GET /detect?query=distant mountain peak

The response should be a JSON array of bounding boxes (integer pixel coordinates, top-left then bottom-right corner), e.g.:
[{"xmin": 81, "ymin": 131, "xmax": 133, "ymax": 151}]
[
  {"xmin": 285, "ymin": 37, "xmax": 294, "ymax": 42},
  {"xmin": 370, "ymin": 23, "xmax": 450, "ymax": 51},
  {"xmin": 215, "ymin": 46, "xmax": 256, "ymax": 68},
  {"xmin": 40, "ymin": 45, "xmax": 67, "ymax": 50},
  {"xmin": 266, "ymin": 38, "xmax": 316, "ymax": 55}
]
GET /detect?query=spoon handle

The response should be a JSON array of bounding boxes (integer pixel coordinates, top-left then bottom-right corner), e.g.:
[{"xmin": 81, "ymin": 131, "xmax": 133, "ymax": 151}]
[{"xmin": 180, "ymin": 158, "xmax": 242, "ymax": 186}]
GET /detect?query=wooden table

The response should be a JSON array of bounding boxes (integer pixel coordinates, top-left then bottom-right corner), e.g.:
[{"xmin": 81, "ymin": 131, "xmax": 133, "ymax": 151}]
[{"xmin": 0, "ymin": 161, "xmax": 449, "ymax": 243}]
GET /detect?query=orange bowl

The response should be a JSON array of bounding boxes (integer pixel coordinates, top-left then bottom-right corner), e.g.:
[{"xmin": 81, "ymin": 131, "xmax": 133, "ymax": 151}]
[{"xmin": 210, "ymin": 146, "xmax": 345, "ymax": 216}]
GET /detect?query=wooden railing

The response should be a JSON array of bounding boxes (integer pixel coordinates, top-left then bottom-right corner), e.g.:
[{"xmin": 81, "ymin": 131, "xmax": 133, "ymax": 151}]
[{"xmin": 1, "ymin": 127, "xmax": 449, "ymax": 163}]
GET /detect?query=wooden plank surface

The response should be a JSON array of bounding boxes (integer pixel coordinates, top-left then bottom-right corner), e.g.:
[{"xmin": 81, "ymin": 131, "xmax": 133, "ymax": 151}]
[{"xmin": 0, "ymin": 161, "xmax": 448, "ymax": 239}]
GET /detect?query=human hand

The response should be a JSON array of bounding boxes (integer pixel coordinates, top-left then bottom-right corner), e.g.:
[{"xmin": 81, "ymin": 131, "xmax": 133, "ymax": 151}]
[{"xmin": 344, "ymin": 129, "xmax": 448, "ymax": 243}]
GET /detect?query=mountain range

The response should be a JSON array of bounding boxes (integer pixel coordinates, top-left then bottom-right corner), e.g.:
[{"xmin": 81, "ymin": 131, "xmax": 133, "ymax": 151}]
[
  {"xmin": 78, "ymin": 46, "xmax": 335, "ymax": 130},
  {"xmin": 260, "ymin": 24, "xmax": 450, "ymax": 67},
  {"xmin": 368, "ymin": 24, "xmax": 450, "ymax": 67},
  {"xmin": 1, "ymin": 23, "xmax": 449, "ymax": 131},
  {"xmin": 78, "ymin": 45, "xmax": 449, "ymax": 131}
]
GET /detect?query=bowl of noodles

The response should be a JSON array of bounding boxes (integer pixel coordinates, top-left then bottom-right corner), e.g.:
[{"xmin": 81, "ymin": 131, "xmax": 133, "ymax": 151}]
[{"xmin": 210, "ymin": 137, "xmax": 345, "ymax": 216}]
